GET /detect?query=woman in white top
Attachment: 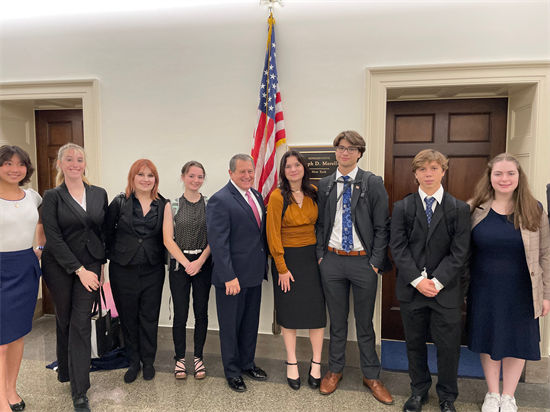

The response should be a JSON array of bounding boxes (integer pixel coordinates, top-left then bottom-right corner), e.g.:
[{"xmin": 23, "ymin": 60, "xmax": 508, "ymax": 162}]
[{"xmin": 0, "ymin": 145, "xmax": 44, "ymax": 412}]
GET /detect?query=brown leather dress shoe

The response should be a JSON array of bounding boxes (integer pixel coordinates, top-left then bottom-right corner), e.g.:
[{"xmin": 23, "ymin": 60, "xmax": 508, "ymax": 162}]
[
  {"xmin": 363, "ymin": 378, "xmax": 394, "ymax": 405},
  {"xmin": 319, "ymin": 371, "xmax": 343, "ymax": 395}
]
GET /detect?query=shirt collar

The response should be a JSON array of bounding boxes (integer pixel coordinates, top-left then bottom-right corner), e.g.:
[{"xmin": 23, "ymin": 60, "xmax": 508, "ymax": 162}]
[
  {"xmin": 336, "ymin": 166, "xmax": 359, "ymax": 181},
  {"xmin": 418, "ymin": 185, "xmax": 444, "ymax": 205},
  {"xmin": 230, "ymin": 179, "xmax": 249, "ymax": 197}
]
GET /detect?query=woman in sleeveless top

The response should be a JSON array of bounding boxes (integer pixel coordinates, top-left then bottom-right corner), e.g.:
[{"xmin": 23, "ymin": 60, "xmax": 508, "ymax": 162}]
[{"xmin": 163, "ymin": 161, "xmax": 212, "ymax": 380}]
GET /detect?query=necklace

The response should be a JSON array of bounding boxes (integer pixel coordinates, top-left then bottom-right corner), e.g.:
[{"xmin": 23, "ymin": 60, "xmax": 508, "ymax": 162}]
[
  {"xmin": 292, "ymin": 190, "xmax": 301, "ymax": 193},
  {"xmin": 0, "ymin": 189, "xmax": 25, "ymax": 207}
]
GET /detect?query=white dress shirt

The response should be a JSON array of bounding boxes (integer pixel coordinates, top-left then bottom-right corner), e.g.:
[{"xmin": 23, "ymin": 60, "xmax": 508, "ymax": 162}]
[
  {"xmin": 230, "ymin": 180, "xmax": 263, "ymax": 222},
  {"xmin": 328, "ymin": 166, "xmax": 363, "ymax": 252},
  {"xmin": 410, "ymin": 185, "xmax": 445, "ymax": 291}
]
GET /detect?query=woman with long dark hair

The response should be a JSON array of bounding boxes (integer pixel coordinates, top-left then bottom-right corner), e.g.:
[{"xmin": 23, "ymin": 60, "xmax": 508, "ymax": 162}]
[
  {"xmin": 266, "ymin": 150, "xmax": 326, "ymax": 391},
  {"xmin": 41, "ymin": 143, "xmax": 108, "ymax": 412},
  {"xmin": 467, "ymin": 153, "xmax": 549, "ymax": 412},
  {"xmin": 0, "ymin": 145, "xmax": 44, "ymax": 412},
  {"xmin": 106, "ymin": 159, "xmax": 168, "ymax": 384},
  {"xmin": 163, "ymin": 161, "xmax": 212, "ymax": 380}
]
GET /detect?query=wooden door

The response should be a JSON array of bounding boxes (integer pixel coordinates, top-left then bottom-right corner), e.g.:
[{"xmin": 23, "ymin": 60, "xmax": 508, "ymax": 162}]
[
  {"xmin": 382, "ymin": 98, "xmax": 507, "ymax": 342},
  {"xmin": 35, "ymin": 109, "xmax": 84, "ymax": 314}
]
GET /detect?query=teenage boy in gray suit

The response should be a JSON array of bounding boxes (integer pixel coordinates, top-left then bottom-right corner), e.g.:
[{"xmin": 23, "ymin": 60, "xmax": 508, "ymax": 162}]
[{"xmin": 316, "ymin": 131, "xmax": 393, "ymax": 405}]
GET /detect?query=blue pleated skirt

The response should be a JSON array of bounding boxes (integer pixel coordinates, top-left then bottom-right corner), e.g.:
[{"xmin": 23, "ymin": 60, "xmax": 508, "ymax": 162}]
[{"xmin": 0, "ymin": 248, "xmax": 41, "ymax": 345}]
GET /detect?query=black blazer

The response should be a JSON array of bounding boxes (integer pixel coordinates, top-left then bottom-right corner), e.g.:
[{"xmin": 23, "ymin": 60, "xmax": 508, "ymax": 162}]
[
  {"xmin": 390, "ymin": 191, "xmax": 471, "ymax": 308},
  {"xmin": 42, "ymin": 183, "xmax": 108, "ymax": 274},
  {"xmin": 206, "ymin": 182, "xmax": 268, "ymax": 288},
  {"xmin": 315, "ymin": 168, "xmax": 392, "ymax": 273},
  {"xmin": 105, "ymin": 193, "xmax": 168, "ymax": 266}
]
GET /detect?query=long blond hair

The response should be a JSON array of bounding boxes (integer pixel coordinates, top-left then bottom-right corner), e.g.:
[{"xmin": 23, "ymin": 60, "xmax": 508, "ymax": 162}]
[
  {"xmin": 55, "ymin": 143, "xmax": 91, "ymax": 187},
  {"xmin": 470, "ymin": 153, "xmax": 542, "ymax": 231}
]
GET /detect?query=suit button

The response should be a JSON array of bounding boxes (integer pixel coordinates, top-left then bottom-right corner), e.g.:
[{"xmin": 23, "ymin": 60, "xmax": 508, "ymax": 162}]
[
  {"xmin": 261, "ymin": 248, "xmax": 264, "ymax": 252},
  {"xmin": 426, "ymin": 249, "xmax": 430, "ymax": 254},
  {"xmin": 138, "ymin": 239, "xmax": 143, "ymax": 243},
  {"xmin": 87, "ymin": 239, "xmax": 90, "ymax": 243}
]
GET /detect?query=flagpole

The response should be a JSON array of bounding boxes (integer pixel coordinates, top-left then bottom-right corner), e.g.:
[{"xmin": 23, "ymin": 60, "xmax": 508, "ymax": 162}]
[{"xmin": 262, "ymin": 13, "xmax": 274, "ymax": 154}]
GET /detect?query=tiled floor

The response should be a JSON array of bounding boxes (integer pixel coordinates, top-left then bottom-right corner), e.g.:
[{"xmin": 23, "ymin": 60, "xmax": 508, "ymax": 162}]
[{"xmin": 16, "ymin": 316, "xmax": 550, "ymax": 412}]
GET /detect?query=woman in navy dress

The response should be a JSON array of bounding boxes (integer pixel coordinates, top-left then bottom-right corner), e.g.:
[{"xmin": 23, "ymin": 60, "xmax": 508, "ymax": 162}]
[
  {"xmin": 0, "ymin": 146, "xmax": 44, "ymax": 412},
  {"xmin": 467, "ymin": 153, "xmax": 549, "ymax": 412}
]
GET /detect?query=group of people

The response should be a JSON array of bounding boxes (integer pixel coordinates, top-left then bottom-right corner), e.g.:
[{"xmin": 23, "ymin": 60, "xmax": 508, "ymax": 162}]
[{"xmin": 0, "ymin": 129, "xmax": 548, "ymax": 412}]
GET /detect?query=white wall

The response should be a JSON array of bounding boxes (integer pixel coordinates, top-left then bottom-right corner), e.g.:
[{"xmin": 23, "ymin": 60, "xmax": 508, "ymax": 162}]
[{"xmin": 1, "ymin": 0, "xmax": 548, "ymax": 333}]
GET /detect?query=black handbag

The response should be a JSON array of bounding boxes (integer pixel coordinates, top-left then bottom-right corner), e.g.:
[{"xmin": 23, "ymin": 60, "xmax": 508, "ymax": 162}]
[{"xmin": 91, "ymin": 287, "xmax": 113, "ymax": 359}]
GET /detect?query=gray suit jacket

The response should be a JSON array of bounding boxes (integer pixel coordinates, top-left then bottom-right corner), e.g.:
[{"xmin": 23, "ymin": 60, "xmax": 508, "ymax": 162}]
[{"xmin": 315, "ymin": 168, "xmax": 392, "ymax": 273}]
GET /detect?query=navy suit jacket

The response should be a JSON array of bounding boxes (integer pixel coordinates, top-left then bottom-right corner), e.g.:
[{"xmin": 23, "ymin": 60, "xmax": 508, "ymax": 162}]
[{"xmin": 206, "ymin": 181, "xmax": 268, "ymax": 289}]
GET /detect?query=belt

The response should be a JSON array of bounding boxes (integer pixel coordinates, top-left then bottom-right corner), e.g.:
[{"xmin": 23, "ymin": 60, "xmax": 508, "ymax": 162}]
[
  {"xmin": 183, "ymin": 249, "xmax": 203, "ymax": 255},
  {"xmin": 327, "ymin": 246, "xmax": 367, "ymax": 256}
]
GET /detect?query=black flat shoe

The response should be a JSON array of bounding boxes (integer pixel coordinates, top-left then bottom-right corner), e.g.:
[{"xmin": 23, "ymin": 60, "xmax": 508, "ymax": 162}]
[
  {"xmin": 227, "ymin": 376, "xmax": 247, "ymax": 392},
  {"xmin": 72, "ymin": 396, "xmax": 91, "ymax": 412},
  {"xmin": 403, "ymin": 394, "xmax": 429, "ymax": 412},
  {"xmin": 439, "ymin": 401, "xmax": 456, "ymax": 412},
  {"xmin": 143, "ymin": 365, "xmax": 155, "ymax": 381},
  {"xmin": 124, "ymin": 364, "xmax": 141, "ymax": 383},
  {"xmin": 9, "ymin": 399, "xmax": 25, "ymax": 412},
  {"xmin": 285, "ymin": 361, "xmax": 300, "ymax": 390},
  {"xmin": 307, "ymin": 359, "xmax": 321, "ymax": 389},
  {"xmin": 242, "ymin": 366, "xmax": 267, "ymax": 381}
]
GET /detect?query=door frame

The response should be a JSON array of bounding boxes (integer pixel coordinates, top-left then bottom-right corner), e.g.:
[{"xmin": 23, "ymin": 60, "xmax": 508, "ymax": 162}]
[
  {"xmin": 362, "ymin": 61, "xmax": 550, "ymax": 363},
  {"xmin": 0, "ymin": 79, "xmax": 102, "ymax": 184}
]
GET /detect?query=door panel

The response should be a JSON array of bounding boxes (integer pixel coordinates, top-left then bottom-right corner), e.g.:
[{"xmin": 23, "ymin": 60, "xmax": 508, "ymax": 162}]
[
  {"xmin": 35, "ymin": 109, "xmax": 84, "ymax": 315},
  {"xmin": 382, "ymin": 98, "xmax": 507, "ymax": 342}
]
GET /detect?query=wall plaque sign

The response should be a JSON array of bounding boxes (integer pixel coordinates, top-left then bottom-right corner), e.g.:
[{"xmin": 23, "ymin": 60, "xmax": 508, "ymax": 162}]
[{"xmin": 288, "ymin": 145, "xmax": 338, "ymax": 185}]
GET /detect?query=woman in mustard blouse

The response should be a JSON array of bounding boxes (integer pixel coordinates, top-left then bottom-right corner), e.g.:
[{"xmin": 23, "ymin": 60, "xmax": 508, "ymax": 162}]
[{"xmin": 267, "ymin": 150, "xmax": 326, "ymax": 391}]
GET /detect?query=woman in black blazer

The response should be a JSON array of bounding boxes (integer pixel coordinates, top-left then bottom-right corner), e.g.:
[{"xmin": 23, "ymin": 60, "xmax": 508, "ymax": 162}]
[
  {"xmin": 105, "ymin": 159, "xmax": 167, "ymax": 384},
  {"xmin": 41, "ymin": 143, "xmax": 108, "ymax": 412}
]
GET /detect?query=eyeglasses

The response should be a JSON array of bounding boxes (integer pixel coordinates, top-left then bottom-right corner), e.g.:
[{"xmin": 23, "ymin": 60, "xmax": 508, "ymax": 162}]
[{"xmin": 336, "ymin": 145, "xmax": 359, "ymax": 154}]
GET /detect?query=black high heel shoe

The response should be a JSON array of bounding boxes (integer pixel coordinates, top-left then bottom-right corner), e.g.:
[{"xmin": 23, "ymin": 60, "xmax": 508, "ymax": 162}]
[
  {"xmin": 308, "ymin": 359, "xmax": 322, "ymax": 389},
  {"xmin": 285, "ymin": 361, "xmax": 300, "ymax": 390}
]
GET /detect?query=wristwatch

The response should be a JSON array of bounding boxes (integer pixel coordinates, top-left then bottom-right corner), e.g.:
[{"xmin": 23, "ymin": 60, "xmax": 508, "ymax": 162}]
[
  {"xmin": 36, "ymin": 245, "xmax": 44, "ymax": 250},
  {"xmin": 75, "ymin": 266, "xmax": 85, "ymax": 274}
]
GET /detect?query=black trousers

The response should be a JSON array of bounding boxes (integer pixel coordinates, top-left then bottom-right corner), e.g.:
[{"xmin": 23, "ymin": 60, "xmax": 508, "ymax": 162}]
[
  {"xmin": 42, "ymin": 258, "xmax": 99, "ymax": 398},
  {"xmin": 169, "ymin": 255, "xmax": 212, "ymax": 359},
  {"xmin": 400, "ymin": 293, "xmax": 462, "ymax": 403},
  {"xmin": 109, "ymin": 261, "xmax": 165, "ymax": 367},
  {"xmin": 215, "ymin": 284, "xmax": 261, "ymax": 378},
  {"xmin": 320, "ymin": 251, "xmax": 381, "ymax": 379}
]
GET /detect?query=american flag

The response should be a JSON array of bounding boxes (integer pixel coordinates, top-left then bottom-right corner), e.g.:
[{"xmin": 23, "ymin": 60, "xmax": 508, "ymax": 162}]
[{"xmin": 251, "ymin": 15, "xmax": 286, "ymax": 205}]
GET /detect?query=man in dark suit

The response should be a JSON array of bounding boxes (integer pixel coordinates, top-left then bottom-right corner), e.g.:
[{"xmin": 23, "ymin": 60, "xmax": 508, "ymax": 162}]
[
  {"xmin": 206, "ymin": 153, "xmax": 268, "ymax": 392},
  {"xmin": 390, "ymin": 149, "xmax": 470, "ymax": 412},
  {"xmin": 316, "ymin": 131, "xmax": 393, "ymax": 404}
]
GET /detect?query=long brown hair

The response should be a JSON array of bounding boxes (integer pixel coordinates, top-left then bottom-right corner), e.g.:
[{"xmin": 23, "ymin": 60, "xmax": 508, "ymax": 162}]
[
  {"xmin": 125, "ymin": 159, "xmax": 160, "ymax": 200},
  {"xmin": 278, "ymin": 150, "xmax": 317, "ymax": 204},
  {"xmin": 470, "ymin": 153, "xmax": 542, "ymax": 231}
]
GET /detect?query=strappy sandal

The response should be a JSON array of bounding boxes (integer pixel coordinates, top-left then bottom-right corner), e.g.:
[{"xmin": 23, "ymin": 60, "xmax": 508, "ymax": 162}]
[
  {"xmin": 174, "ymin": 358, "xmax": 187, "ymax": 379},
  {"xmin": 194, "ymin": 357, "xmax": 206, "ymax": 380}
]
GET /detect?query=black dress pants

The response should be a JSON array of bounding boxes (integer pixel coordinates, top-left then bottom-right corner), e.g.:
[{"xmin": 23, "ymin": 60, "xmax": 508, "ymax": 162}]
[
  {"xmin": 109, "ymin": 261, "xmax": 165, "ymax": 367},
  {"xmin": 400, "ymin": 293, "xmax": 462, "ymax": 403},
  {"xmin": 169, "ymin": 254, "xmax": 212, "ymax": 359},
  {"xmin": 215, "ymin": 284, "xmax": 261, "ymax": 378},
  {"xmin": 42, "ymin": 258, "xmax": 99, "ymax": 398},
  {"xmin": 320, "ymin": 251, "xmax": 381, "ymax": 379}
]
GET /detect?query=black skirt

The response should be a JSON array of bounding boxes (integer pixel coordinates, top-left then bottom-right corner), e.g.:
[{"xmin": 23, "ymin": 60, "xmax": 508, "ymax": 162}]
[{"xmin": 272, "ymin": 244, "xmax": 326, "ymax": 329}]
